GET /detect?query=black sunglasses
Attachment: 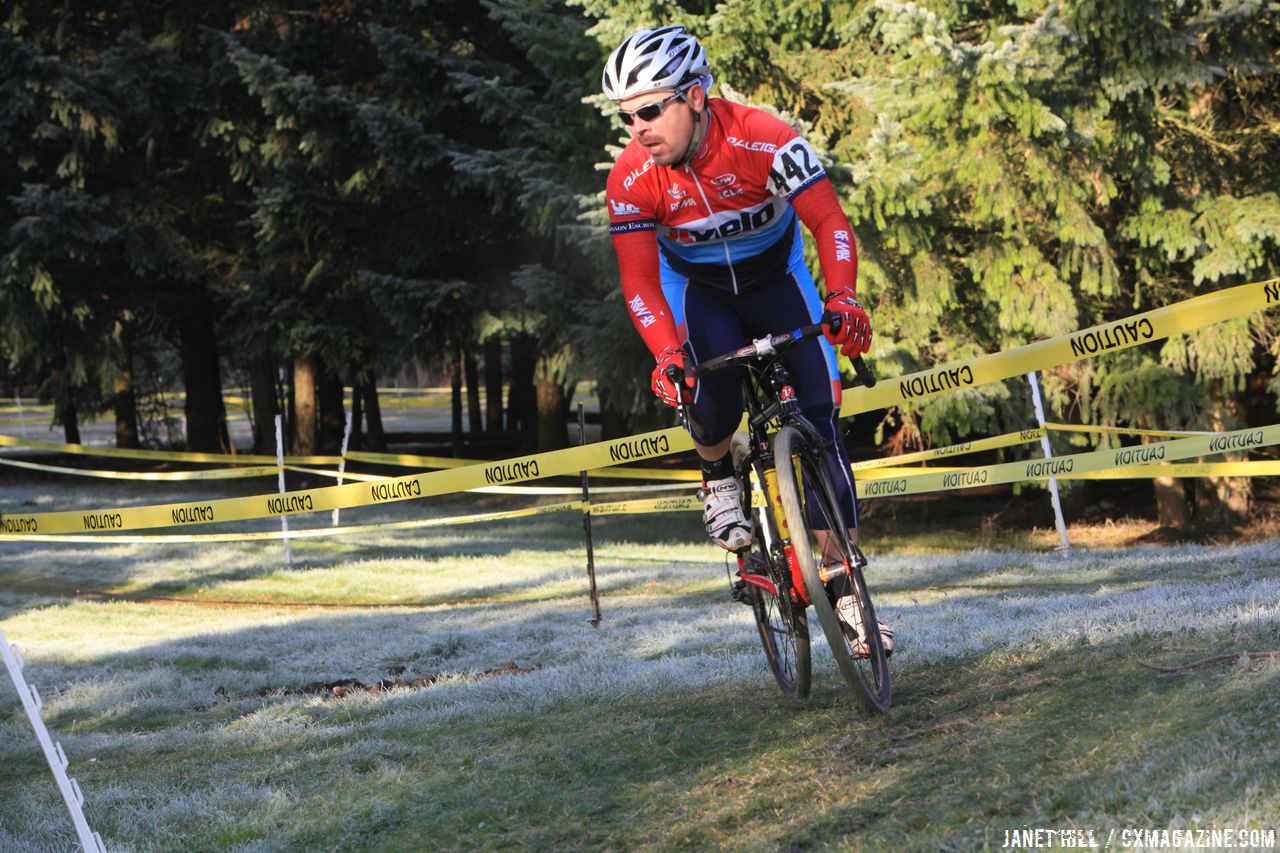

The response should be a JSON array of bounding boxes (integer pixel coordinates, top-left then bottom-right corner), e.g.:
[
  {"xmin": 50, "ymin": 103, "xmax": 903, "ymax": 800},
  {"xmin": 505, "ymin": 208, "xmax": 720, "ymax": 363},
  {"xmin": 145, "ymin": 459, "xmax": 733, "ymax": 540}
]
[{"xmin": 618, "ymin": 90, "xmax": 687, "ymax": 126}]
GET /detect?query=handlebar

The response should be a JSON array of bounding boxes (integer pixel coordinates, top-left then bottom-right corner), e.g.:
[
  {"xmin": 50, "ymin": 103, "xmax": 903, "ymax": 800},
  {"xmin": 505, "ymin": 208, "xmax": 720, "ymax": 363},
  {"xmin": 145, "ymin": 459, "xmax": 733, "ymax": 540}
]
[{"xmin": 669, "ymin": 310, "xmax": 876, "ymax": 388}]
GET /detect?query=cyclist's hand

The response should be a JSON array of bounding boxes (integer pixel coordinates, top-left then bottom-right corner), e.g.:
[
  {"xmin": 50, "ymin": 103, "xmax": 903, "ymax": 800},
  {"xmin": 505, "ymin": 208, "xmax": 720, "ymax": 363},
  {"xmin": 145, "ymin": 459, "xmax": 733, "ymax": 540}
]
[
  {"xmin": 823, "ymin": 291, "xmax": 873, "ymax": 358},
  {"xmin": 651, "ymin": 346, "xmax": 695, "ymax": 407}
]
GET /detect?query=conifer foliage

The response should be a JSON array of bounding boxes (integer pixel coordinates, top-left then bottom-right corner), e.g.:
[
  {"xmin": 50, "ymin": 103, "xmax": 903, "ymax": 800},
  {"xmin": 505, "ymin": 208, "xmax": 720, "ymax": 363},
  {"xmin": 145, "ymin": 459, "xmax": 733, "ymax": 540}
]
[{"xmin": 2, "ymin": 1, "xmax": 1278, "ymax": 513}]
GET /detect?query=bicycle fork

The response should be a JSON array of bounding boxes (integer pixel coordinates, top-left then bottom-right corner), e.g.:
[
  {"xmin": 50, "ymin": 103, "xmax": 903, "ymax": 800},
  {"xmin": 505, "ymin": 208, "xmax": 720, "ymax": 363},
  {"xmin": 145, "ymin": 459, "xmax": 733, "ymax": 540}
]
[{"xmin": 760, "ymin": 464, "xmax": 811, "ymax": 607}]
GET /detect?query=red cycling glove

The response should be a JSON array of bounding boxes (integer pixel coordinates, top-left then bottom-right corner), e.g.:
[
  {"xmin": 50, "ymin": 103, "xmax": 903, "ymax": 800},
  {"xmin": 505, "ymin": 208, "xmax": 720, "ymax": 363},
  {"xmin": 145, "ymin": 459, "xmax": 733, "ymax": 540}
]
[
  {"xmin": 651, "ymin": 346, "xmax": 695, "ymax": 407},
  {"xmin": 822, "ymin": 291, "xmax": 873, "ymax": 358}
]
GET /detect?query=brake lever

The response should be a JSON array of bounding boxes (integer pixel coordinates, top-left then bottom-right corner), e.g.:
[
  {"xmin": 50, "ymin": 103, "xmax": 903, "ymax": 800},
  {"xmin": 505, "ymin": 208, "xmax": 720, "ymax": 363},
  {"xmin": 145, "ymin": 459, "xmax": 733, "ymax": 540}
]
[
  {"xmin": 819, "ymin": 310, "xmax": 877, "ymax": 388},
  {"xmin": 665, "ymin": 364, "xmax": 694, "ymax": 425}
]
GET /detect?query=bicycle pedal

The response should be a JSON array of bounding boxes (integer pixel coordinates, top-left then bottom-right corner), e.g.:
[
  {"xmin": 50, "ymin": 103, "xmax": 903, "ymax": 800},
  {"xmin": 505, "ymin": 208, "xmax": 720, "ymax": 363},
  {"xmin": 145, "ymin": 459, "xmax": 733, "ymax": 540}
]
[{"xmin": 730, "ymin": 579, "xmax": 753, "ymax": 605}]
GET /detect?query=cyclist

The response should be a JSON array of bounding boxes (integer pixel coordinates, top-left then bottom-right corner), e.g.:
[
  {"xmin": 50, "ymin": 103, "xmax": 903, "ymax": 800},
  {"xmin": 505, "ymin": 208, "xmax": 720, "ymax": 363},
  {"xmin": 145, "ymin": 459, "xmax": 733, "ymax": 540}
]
[{"xmin": 602, "ymin": 26, "xmax": 892, "ymax": 655}]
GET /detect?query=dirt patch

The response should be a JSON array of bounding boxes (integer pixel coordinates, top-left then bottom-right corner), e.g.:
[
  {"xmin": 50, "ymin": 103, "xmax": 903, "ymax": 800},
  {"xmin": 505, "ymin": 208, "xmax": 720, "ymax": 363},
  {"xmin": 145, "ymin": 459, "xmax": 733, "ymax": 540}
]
[{"xmin": 193, "ymin": 661, "xmax": 539, "ymax": 710}]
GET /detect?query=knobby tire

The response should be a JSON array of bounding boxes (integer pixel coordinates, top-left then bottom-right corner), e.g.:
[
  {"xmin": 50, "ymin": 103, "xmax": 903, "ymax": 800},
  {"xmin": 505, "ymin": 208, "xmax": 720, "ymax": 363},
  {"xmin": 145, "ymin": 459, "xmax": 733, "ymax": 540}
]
[
  {"xmin": 773, "ymin": 425, "xmax": 892, "ymax": 714},
  {"xmin": 744, "ymin": 496, "xmax": 812, "ymax": 699}
]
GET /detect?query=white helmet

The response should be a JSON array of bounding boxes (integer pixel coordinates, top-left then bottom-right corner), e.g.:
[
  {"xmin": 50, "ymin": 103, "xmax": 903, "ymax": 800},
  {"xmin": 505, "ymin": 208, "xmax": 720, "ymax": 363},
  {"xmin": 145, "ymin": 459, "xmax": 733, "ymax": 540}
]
[{"xmin": 602, "ymin": 26, "xmax": 711, "ymax": 101}]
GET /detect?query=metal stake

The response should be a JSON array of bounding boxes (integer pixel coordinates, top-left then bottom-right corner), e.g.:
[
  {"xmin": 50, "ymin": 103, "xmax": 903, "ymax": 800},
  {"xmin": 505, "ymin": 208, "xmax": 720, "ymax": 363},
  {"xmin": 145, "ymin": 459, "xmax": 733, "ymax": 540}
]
[
  {"xmin": 332, "ymin": 409, "xmax": 354, "ymax": 527},
  {"xmin": 275, "ymin": 414, "xmax": 293, "ymax": 568},
  {"xmin": 579, "ymin": 402, "xmax": 601, "ymax": 626},
  {"xmin": 1027, "ymin": 371, "xmax": 1070, "ymax": 552}
]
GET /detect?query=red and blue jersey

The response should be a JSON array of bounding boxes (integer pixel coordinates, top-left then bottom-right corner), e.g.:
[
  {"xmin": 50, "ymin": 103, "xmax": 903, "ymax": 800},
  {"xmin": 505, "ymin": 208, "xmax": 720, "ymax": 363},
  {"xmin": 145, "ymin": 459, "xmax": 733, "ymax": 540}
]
[{"xmin": 606, "ymin": 97, "xmax": 858, "ymax": 357}]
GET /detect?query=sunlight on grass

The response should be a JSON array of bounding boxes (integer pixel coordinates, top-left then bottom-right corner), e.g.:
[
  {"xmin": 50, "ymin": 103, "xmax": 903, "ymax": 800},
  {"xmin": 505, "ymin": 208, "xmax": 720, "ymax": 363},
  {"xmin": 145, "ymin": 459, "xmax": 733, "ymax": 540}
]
[{"xmin": 1, "ymin": 479, "xmax": 1278, "ymax": 849}]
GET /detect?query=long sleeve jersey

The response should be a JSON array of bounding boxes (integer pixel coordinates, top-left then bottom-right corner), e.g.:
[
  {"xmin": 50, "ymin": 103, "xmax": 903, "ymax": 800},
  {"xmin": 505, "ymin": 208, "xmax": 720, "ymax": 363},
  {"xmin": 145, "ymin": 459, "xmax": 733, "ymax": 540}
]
[{"xmin": 605, "ymin": 97, "xmax": 858, "ymax": 357}]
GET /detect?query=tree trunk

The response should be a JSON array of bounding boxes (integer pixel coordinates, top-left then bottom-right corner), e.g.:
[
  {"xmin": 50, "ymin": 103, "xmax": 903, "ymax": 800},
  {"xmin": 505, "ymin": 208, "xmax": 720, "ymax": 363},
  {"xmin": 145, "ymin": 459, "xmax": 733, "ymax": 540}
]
[
  {"xmin": 508, "ymin": 332, "xmax": 537, "ymax": 451},
  {"xmin": 464, "ymin": 345, "xmax": 482, "ymax": 438},
  {"xmin": 248, "ymin": 346, "xmax": 278, "ymax": 455},
  {"xmin": 292, "ymin": 355, "xmax": 318, "ymax": 455},
  {"xmin": 484, "ymin": 334, "xmax": 503, "ymax": 433},
  {"xmin": 61, "ymin": 401, "xmax": 80, "ymax": 445},
  {"xmin": 536, "ymin": 380, "xmax": 568, "ymax": 452},
  {"xmin": 1196, "ymin": 476, "xmax": 1252, "ymax": 527},
  {"xmin": 362, "ymin": 379, "xmax": 386, "ymax": 452},
  {"xmin": 451, "ymin": 349, "xmax": 464, "ymax": 456},
  {"xmin": 177, "ymin": 308, "xmax": 230, "ymax": 453},
  {"xmin": 1195, "ymin": 385, "xmax": 1251, "ymax": 527},
  {"xmin": 285, "ymin": 358, "xmax": 295, "ymax": 448},
  {"xmin": 349, "ymin": 380, "xmax": 364, "ymax": 452},
  {"xmin": 1154, "ymin": 476, "xmax": 1192, "ymax": 528},
  {"xmin": 111, "ymin": 320, "xmax": 140, "ymax": 449},
  {"xmin": 317, "ymin": 363, "xmax": 346, "ymax": 454}
]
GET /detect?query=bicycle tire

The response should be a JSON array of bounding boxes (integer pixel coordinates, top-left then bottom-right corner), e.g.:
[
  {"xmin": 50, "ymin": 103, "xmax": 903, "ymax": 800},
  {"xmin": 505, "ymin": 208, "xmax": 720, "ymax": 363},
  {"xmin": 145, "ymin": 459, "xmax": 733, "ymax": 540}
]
[
  {"xmin": 743, "ymin": 500, "xmax": 811, "ymax": 699},
  {"xmin": 773, "ymin": 425, "xmax": 891, "ymax": 714}
]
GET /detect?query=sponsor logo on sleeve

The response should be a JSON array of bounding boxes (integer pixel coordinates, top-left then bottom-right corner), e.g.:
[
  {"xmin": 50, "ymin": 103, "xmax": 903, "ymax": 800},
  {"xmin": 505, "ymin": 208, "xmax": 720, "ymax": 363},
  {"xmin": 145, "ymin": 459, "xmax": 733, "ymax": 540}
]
[
  {"xmin": 622, "ymin": 158, "xmax": 655, "ymax": 190},
  {"xmin": 726, "ymin": 136, "xmax": 778, "ymax": 154},
  {"xmin": 609, "ymin": 220, "xmax": 656, "ymax": 235},
  {"xmin": 628, "ymin": 294, "xmax": 659, "ymax": 328},
  {"xmin": 610, "ymin": 199, "xmax": 643, "ymax": 217},
  {"xmin": 833, "ymin": 229, "xmax": 852, "ymax": 262}
]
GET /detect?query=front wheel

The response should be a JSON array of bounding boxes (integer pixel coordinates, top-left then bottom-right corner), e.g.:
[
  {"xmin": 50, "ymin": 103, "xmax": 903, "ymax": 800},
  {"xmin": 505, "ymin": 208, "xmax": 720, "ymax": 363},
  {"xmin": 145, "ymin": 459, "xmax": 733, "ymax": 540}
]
[{"xmin": 773, "ymin": 425, "xmax": 891, "ymax": 714}]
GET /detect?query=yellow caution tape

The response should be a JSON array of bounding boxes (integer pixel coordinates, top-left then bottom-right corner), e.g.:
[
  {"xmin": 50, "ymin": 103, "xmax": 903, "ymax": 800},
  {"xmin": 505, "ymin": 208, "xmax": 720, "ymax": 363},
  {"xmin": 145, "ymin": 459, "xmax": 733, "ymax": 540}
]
[
  {"xmin": 850, "ymin": 428, "xmax": 1045, "ymax": 471},
  {"xmin": 589, "ymin": 495, "xmax": 703, "ymax": 515},
  {"xmin": 344, "ymin": 450, "xmax": 477, "ymax": 468},
  {"xmin": 5, "ymin": 453, "xmax": 1276, "ymax": 545},
  {"xmin": 1043, "ymin": 422, "xmax": 1210, "ymax": 439},
  {"xmin": 0, "ymin": 434, "xmax": 341, "ymax": 466},
  {"xmin": 288, "ymin": 464, "xmax": 693, "ymax": 495},
  {"xmin": 348, "ymin": 448, "xmax": 701, "ymax": 481},
  {"xmin": 585, "ymin": 466, "xmax": 702, "ymax": 481},
  {"xmin": 842, "ymin": 278, "xmax": 1280, "ymax": 416},
  {"xmin": 0, "ymin": 427, "xmax": 691, "ymax": 535},
  {"xmin": 1064, "ymin": 461, "xmax": 1280, "ymax": 480},
  {"xmin": 283, "ymin": 465, "xmax": 386, "ymax": 483},
  {"xmin": 854, "ymin": 424, "xmax": 1279, "ymax": 499},
  {"xmin": 473, "ymin": 483, "xmax": 695, "ymax": 496},
  {"xmin": 0, "ymin": 456, "xmax": 281, "ymax": 481},
  {"xmin": 0, "ymin": 500, "xmax": 585, "ymax": 543},
  {"xmin": 4, "ymin": 279, "xmax": 1278, "ymax": 536}
]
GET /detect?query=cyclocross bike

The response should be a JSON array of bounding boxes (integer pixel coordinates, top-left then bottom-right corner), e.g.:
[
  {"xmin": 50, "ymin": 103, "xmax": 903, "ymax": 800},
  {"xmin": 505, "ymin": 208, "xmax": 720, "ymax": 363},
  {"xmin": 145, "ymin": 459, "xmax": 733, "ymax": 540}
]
[{"xmin": 670, "ymin": 314, "xmax": 892, "ymax": 714}]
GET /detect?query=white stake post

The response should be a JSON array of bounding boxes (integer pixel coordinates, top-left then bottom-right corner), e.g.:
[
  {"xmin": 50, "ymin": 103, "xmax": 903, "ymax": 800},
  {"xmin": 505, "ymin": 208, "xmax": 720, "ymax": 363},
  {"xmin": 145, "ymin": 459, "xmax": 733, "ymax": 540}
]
[
  {"xmin": 275, "ymin": 414, "xmax": 293, "ymax": 568},
  {"xmin": 16, "ymin": 392, "xmax": 28, "ymax": 438},
  {"xmin": 1, "ymin": 628, "xmax": 107, "ymax": 853},
  {"xmin": 1028, "ymin": 371, "xmax": 1070, "ymax": 552},
  {"xmin": 332, "ymin": 409, "xmax": 353, "ymax": 527}
]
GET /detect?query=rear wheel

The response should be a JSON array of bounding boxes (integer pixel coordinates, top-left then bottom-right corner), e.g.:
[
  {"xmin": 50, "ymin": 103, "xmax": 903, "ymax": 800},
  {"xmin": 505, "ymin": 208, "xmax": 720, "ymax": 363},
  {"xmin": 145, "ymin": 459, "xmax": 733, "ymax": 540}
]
[
  {"xmin": 742, "ymin": 498, "xmax": 811, "ymax": 699},
  {"xmin": 773, "ymin": 425, "xmax": 891, "ymax": 714}
]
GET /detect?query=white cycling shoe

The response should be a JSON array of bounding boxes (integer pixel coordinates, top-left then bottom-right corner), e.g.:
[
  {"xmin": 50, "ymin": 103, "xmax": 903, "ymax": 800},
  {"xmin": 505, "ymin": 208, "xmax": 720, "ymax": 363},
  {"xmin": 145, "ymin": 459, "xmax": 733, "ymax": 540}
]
[
  {"xmin": 699, "ymin": 476, "xmax": 754, "ymax": 552},
  {"xmin": 836, "ymin": 594, "xmax": 895, "ymax": 658}
]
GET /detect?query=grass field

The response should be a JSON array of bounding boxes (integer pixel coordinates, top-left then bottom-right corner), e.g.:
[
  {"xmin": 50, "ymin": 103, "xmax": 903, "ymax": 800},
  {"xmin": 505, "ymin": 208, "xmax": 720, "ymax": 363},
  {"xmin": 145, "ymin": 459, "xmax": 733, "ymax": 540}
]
[{"xmin": 1, "ymin": 476, "xmax": 1279, "ymax": 851}]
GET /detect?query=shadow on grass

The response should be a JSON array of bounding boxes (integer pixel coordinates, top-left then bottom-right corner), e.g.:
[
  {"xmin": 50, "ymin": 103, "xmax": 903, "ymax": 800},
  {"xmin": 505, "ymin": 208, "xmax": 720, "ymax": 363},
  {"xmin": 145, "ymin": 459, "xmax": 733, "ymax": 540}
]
[
  {"xmin": 0, "ymin": 499, "xmax": 711, "ymax": 620},
  {"xmin": 2, "ymin": 591, "xmax": 1278, "ymax": 851}
]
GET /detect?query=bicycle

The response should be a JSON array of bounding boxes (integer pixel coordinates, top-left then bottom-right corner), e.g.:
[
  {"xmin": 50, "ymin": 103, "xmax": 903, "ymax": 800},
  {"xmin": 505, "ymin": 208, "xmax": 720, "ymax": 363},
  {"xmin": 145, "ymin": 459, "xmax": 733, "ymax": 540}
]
[{"xmin": 670, "ymin": 314, "xmax": 892, "ymax": 714}]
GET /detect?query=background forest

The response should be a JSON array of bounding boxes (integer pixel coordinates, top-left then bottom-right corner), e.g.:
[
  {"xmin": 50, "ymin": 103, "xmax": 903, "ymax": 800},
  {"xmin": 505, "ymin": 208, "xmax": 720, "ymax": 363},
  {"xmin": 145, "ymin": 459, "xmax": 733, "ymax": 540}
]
[{"xmin": 2, "ymin": 0, "xmax": 1279, "ymax": 527}]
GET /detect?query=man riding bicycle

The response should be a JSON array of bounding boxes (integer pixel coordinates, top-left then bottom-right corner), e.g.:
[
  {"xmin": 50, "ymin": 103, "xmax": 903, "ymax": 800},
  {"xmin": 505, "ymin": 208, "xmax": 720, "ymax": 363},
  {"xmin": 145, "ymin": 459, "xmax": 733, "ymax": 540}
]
[{"xmin": 602, "ymin": 26, "xmax": 893, "ymax": 655}]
